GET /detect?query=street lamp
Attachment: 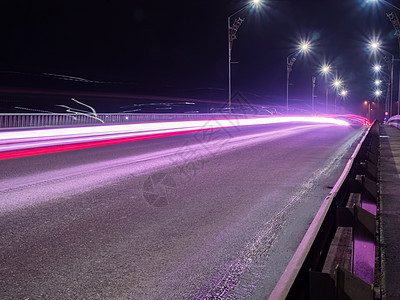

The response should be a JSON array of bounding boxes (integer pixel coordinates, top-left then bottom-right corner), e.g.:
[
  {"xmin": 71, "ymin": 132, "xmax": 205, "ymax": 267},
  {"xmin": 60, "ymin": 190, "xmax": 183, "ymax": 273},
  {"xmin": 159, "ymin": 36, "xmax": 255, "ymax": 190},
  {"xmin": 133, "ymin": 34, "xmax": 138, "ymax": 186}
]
[
  {"xmin": 369, "ymin": 40, "xmax": 394, "ymax": 117},
  {"xmin": 227, "ymin": 0, "xmax": 261, "ymax": 113},
  {"xmin": 364, "ymin": 100, "xmax": 372, "ymax": 121},
  {"xmin": 374, "ymin": 79, "xmax": 382, "ymax": 86},
  {"xmin": 332, "ymin": 78, "xmax": 343, "ymax": 113},
  {"xmin": 340, "ymin": 89, "xmax": 348, "ymax": 97},
  {"xmin": 370, "ymin": 41, "xmax": 380, "ymax": 50},
  {"xmin": 373, "ymin": 64, "xmax": 382, "ymax": 72},
  {"xmin": 332, "ymin": 79, "xmax": 342, "ymax": 88},
  {"xmin": 286, "ymin": 41, "xmax": 311, "ymax": 113},
  {"xmin": 368, "ymin": 1, "xmax": 400, "ymax": 115},
  {"xmin": 320, "ymin": 64, "xmax": 332, "ymax": 113},
  {"xmin": 312, "ymin": 76, "xmax": 316, "ymax": 114}
]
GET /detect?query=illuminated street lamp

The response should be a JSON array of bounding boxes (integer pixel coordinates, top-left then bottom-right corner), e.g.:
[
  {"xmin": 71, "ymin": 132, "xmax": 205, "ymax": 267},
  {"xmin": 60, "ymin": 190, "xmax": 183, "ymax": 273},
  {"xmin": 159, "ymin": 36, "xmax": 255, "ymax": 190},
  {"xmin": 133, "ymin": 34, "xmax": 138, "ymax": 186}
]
[
  {"xmin": 368, "ymin": 2, "xmax": 400, "ymax": 115},
  {"xmin": 320, "ymin": 64, "xmax": 332, "ymax": 113},
  {"xmin": 370, "ymin": 41, "xmax": 380, "ymax": 50},
  {"xmin": 332, "ymin": 79, "xmax": 342, "ymax": 89},
  {"xmin": 227, "ymin": 0, "xmax": 262, "ymax": 113},
  {"xmin": 332, "ymin": 78, "xmax": 343, "ymax": 113},
  {"xmin": 340, "ymin": 89, "xmax": 348, "ymax": 97},
  {"xmin": 374, "ymin": 79, "xmax": 382, "ymax": 86},
  {"xmin": 364, "ymin": 100, "xmax": 372, "ymax": 121},
  {"xmin": 374, "ymin": 90, "xmax": 383, "ymax": 97},
  {"xmin": 286, "ymin": 41, "xmax": 311, "ymax": 113},
  {"xmin": 369, "ymin": 40, "xmax": 394, "ymax": 117},
  {"xmin": 373, "ymin": 64, "xmax": 382, "ymax": 72}
]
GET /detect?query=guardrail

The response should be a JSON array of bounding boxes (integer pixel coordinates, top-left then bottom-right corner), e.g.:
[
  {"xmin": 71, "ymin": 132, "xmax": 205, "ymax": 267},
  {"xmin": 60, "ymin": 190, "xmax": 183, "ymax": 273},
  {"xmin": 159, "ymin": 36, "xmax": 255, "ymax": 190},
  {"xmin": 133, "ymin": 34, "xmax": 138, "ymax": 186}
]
[
  {"xmin": 269, "ymin": 121, "xmax": 380, "ymax": 299},
  {"xmin": 387, "ymin": 115, "xmax": 400, "ymax": 129},
  {"xmin": 0, "ymin": 113, "xmax": 250, "ymax": 129}
]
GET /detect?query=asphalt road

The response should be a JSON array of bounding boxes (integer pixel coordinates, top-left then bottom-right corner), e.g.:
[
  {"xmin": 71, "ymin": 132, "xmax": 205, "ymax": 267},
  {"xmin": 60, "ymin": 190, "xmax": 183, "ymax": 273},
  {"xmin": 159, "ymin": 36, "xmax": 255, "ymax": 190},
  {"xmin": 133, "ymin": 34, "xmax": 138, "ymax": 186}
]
[{"xmin": 0, "ymin": 122, "xmax": 366, "ymax": 299}]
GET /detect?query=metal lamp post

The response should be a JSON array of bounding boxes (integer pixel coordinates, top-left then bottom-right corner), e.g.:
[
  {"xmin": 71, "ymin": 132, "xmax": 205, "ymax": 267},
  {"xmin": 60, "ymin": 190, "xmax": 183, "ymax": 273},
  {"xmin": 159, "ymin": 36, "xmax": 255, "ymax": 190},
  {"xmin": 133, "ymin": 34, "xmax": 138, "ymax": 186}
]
[
  {"xmin": 286, "ymin": 42, "xmax": 310, "ymax": 113},
  {"xmin": 333, "ymin": 79, "xmax": 343, "ymax": 113},
  {"xmin": 227, "ymin": 0, "xmax": 261, "ymax": 114},
  {"xmin": 368, "ymin": 2, "xmax": 400, "ymax": 115},
  {"xmin": 365, "ymin": 100, "xmax": 372, "ymax": 121},
  {"xmin": 370, "ymin": 42, "xmax": 394, "ymax": 117},
  {"xmin": 320, "ymin": 64, "xmax": 331, "ymax": 113},
  {"xmin": 312, "ymin": 76, "xmax": 316, "ymax": 114}
]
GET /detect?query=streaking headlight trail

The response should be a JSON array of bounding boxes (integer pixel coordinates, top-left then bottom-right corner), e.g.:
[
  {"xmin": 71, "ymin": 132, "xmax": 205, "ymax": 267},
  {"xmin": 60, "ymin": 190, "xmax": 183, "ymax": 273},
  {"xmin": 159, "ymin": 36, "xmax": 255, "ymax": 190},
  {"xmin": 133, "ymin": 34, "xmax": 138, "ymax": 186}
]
[{"xmin": 0, "ymin": 115, "xmax": 360, "ymax": 160}]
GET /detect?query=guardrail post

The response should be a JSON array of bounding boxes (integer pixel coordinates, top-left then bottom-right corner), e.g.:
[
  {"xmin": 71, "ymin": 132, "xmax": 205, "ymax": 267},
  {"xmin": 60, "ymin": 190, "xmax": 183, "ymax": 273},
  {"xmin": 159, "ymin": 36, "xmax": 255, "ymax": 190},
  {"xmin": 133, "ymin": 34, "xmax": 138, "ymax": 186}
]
[
  {"xmin": 336, "ymin": 267, "xmax": 374, "ymax": 300},
  {"xmin": 309, "ymin": 266, "xmax": 374, "ymax": 300}
]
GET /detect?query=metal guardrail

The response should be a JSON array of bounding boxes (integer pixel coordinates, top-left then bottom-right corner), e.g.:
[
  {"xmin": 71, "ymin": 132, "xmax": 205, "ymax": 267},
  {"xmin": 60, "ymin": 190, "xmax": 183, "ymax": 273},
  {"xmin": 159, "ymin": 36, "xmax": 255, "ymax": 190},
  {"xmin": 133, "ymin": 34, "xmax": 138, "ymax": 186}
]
[
  {"xmin": 387, "ymin": 115, "xmax": 400, "ymax": 129},
  {"xmin": 0, "ymin": 113, "xmax": 250, "ymax": 129},
  {"xmin": 269, "ymin": 121, "xmax": 380, "ymax": 300}
]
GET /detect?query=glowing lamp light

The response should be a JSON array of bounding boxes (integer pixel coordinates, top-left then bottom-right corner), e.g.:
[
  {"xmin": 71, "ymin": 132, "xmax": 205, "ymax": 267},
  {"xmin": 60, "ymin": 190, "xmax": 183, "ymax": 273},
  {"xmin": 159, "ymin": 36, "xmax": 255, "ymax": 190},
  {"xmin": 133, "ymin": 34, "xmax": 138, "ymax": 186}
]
[
  {"xmin": 333, "ymin": 79, "xmax": 342, "ymax": 88},
  {"xmin": 340, "ymin": 90, "xmax": 348, "ymax": 96},
  {"xmin": 374, "ymin": 79, "xmax": 381, "ymax": 86},
  {"xmin": 373, "ymin": 64, "xmax": 381, "ymax": 72},
  {"xmin": 299, "ymin": 41, "xmax": 311, "ymax": 52},
  {"xmin": 321, "ymin": 64, "xmax": 331, "ymax": 75},
  {"xmin": 370, "ymin": 41, "xmax": 380, "ymax": 50},
  {"xmin": 374, "ymin": 90, "xmax": 382, "ymax": 97}
]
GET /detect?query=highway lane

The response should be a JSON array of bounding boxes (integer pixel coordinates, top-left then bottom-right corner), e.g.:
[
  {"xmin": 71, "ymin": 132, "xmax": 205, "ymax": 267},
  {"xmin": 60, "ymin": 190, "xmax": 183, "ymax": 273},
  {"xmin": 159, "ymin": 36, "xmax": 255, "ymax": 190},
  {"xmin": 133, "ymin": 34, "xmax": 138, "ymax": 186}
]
[{"xmin": 0, "ymin": 122, "xmax": 366, "ymax": 299}]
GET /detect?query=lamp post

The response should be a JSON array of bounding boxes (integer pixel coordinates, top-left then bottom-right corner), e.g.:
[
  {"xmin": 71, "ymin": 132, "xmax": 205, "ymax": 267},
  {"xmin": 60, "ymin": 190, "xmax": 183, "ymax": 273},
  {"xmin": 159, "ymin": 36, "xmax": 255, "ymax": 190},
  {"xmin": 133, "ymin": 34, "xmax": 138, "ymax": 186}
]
[
  {"xmin": 286, "ymin": 41, "xmax": 310, "ymax": 113},
  {"xmin": 227, "ymin": 0, "xmax": 261, "ymax": 114},
  {"xmin": 333, "ymin": 79, "xmax": 343, "ymax": 113},
  {"xmin": 338, "ymin": 89, "xmax": 348, "ymax": 113},
  {"xmin": 340, "ymin": 89, "xmax": 348, "ymax": 98},
  {"xmin": 369, "ymin": 1, "xmax": 400, "ymax": 115},
  {"xmin": 320, "ymin": 64, "xmax": 331, "ymax": 113},
  {"xmin": 364, "ymin": 100, "xmax": 372, "ymax": 121},
  {"xmin": 312, "ymin": 76, "xmax": 316, "ymax": 114},
  {"xmin": 370, "ymin": 41, "xmax": 394, "ymax": 117}
]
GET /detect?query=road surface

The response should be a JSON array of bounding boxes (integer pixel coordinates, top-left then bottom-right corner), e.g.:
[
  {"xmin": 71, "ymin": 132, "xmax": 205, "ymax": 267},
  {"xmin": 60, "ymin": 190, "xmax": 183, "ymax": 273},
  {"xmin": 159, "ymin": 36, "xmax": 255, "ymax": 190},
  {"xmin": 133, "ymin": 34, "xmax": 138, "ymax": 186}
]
[{"xmin": 0, "ymin": 122, "xmax": 366, "ymax": 299}]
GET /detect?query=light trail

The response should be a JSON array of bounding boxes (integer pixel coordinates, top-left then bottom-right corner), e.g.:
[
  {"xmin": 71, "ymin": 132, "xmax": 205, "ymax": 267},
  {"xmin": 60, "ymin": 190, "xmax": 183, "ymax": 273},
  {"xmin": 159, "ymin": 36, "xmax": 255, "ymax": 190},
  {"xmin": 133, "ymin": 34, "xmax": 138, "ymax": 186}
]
[{"xmin": 0, "ymin": 115, "xmax": 355, "ymax": 160}]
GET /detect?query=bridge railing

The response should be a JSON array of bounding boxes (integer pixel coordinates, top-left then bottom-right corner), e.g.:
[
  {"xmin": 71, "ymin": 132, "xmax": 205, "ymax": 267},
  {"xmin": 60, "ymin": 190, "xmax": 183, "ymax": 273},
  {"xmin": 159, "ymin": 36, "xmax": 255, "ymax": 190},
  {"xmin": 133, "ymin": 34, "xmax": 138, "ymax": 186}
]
[{"xmin": 0, "ymin": 113, "xmax": 251, "ymax": 129}]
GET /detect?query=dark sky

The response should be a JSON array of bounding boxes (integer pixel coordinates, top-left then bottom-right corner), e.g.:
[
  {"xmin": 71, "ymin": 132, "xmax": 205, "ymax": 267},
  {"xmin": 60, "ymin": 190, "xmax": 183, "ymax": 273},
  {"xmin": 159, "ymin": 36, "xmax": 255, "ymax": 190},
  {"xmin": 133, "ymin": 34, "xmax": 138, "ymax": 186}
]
[{"xmin": 0, "ymin": 0, "xmax": 398, "ymax": 110}]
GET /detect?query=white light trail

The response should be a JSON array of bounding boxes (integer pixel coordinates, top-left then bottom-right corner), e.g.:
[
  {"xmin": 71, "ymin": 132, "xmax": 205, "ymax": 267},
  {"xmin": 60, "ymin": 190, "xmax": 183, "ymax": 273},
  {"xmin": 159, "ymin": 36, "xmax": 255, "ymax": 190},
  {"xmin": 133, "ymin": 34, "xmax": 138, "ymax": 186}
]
[
  {"xmin": 0, "ymin": 116, "xmax": 349, "ymax": 142},
  {"xmin": 0, "ymin": 116, "xmax": 350, "ymax": 158}
]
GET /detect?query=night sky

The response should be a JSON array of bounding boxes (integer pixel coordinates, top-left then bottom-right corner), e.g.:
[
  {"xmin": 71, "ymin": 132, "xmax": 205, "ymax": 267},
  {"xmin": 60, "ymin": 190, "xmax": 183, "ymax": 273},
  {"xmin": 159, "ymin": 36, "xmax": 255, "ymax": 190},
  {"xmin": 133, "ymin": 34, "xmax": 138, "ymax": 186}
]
[{"xmin": 0, "ymin": 0, "xmax": 398, "ymax": 113}]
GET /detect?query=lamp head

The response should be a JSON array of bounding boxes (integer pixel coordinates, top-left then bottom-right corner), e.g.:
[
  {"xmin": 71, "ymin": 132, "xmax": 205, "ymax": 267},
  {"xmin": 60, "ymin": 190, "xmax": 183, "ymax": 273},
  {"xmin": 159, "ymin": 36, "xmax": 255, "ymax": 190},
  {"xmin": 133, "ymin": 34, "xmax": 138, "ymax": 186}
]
[
  {"xmin": 321, "ymin": 64, "xmax": 331, "ymax": 75},
  {"xmin": 333, "ymin": 79, "xmax": 342, "ymax": 88},
  {"xmin": 370, "ymin": 41, "xmax": 380, "ymax": 50},
  {"xmin": 373, "ymin": 64, "xmax": 381, "ymax": 72}
]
